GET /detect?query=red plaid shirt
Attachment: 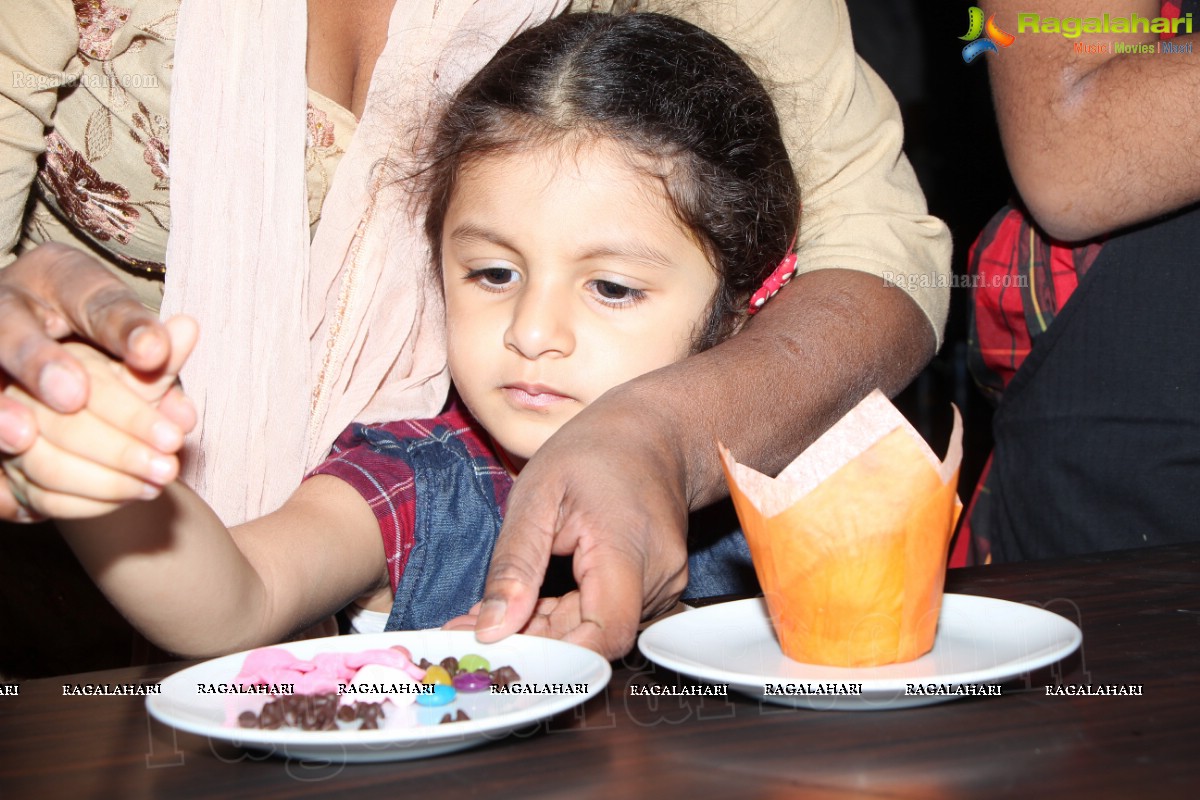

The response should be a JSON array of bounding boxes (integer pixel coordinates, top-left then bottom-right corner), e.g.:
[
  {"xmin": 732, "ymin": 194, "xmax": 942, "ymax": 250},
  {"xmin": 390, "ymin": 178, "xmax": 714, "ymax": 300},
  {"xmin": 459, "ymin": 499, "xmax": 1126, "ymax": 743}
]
[{"xmin": 308, "ymin": 401, "xmax": 513, "ymax": 593}]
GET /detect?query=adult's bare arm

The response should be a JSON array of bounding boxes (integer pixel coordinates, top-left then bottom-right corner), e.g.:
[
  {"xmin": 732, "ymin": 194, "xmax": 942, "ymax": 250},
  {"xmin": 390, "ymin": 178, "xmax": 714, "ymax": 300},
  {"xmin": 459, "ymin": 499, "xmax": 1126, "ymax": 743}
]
[
  {"xmin": 983, "ymin": 0, "xmax": 1200, "ymax": 241},
  {"xmin": 475, "ymin": 268, "xmax": 935, "ymax": 658}
]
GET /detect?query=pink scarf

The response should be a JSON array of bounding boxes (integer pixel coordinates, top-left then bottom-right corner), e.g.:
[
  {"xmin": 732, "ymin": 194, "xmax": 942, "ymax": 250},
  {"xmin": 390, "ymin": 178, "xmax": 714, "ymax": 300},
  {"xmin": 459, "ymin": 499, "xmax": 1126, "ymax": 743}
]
[{"xmin": 166, "ymin": 0, "xmax": 568, "ymax": 524}]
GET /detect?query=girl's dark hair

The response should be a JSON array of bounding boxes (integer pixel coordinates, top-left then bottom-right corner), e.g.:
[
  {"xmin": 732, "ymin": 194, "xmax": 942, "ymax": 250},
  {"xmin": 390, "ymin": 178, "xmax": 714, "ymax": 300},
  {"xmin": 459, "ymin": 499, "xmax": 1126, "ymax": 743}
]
[{"xmin": 422, "ymin": 11, "xmax": 800, "ymax": 349}]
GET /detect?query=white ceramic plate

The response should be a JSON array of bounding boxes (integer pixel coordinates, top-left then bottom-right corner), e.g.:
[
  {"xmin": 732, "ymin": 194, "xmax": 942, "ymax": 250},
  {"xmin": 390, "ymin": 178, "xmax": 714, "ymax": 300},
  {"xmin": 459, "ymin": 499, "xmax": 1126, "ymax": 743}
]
[
  {"xmin": 638, "ymin": 594, "xmax": 1081, "ymax": 710},
  {"xmin": 147, "ymin": 630, "xmax": 611, "ymax": 762}
]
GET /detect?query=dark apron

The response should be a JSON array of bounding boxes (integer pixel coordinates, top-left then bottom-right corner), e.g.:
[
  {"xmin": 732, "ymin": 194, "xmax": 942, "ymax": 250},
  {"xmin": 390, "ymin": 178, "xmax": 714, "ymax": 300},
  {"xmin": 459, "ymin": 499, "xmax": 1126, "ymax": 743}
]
[{"xmin": 979, "ymin": 204, "xmax": 1200, "ymax": 562}]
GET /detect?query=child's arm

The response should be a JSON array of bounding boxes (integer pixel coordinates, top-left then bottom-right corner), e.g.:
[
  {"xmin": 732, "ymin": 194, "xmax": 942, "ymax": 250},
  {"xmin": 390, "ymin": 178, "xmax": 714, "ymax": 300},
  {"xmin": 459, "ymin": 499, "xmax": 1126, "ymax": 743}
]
[
  {"xmin": 3, "ymin": 324, "xmax": 390, "ymax": 657},
  {"xmin": 58, "ymin": 474, "xmax": 389, "ymax": 657}
]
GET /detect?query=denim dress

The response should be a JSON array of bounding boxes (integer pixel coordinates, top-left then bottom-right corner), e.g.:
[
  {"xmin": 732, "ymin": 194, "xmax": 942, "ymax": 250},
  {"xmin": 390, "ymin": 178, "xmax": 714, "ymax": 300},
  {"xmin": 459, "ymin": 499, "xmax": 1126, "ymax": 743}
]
[{"xmin": 359, "ymin": 421, "xmax": 758, "ymax": 632}]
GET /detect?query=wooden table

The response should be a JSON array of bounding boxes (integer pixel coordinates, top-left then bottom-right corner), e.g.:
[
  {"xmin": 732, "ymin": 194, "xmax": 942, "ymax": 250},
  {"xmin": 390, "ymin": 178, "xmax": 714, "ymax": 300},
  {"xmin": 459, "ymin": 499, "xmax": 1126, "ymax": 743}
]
[{"xmin": 2, "ymin": 543, "xmax": 1197, "ymax": 799}]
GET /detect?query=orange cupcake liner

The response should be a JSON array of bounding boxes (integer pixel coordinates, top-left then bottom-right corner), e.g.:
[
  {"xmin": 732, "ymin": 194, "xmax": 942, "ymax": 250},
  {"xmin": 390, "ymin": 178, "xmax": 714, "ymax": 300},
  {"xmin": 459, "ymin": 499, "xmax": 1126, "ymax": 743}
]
[{"xmin": 720, "ymin": 390, "xmax": 962, "ymax": 667}]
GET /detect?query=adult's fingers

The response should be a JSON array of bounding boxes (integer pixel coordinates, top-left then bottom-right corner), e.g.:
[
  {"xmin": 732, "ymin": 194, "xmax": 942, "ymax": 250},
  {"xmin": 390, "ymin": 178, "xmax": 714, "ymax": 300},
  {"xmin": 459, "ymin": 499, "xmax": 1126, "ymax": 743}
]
[
  {"xmin": 475, "ymin": 476, "xmax": 665, "ymax": 658},
  {"xmin": 473, "ymin": 477, "xmax": 560, "ymax": 644},
  {"xmin": 31, "ymin": 244, "xmax": 170, "ymax": 371},
  {"xmin": 441, "ymin": 605, "xmax": 480, "ymax": 631},
  {"xmin": 515, "ymin": 594, "xmax": 593, "ymax": 642},
  {"xmin": 48, "ymin": 341, "xmax": 187, "ymax": 455},
  {"xmin": 561, "ymin": 543, "xmax": 645, "ymax": 659},
  {"xmin": 0, "ymin": 389, "xmax": 40, "ymax": 521},
  {"xmin": 2, "ymin": 438, "xmax": 153, "ymax": 519},
  {"xmin": 451, "ymin": 595, "xmax": 589, "ymax": 643},
  {"xmin": 4, "ymin": 475, "xmax": 129, "ymax": 520},
  {"xmin": 0, "ymin": 284, "xmax": 88, "ymax": 413},
  {"xmin": 0, "ymin": 244, "xmax": 171, "ymax": 411}
]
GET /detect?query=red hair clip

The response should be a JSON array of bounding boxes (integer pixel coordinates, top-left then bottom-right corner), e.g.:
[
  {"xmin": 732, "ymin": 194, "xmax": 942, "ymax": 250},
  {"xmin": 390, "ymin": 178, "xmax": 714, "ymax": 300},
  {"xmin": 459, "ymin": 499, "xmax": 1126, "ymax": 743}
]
[{"xmin": 748, "ymin": 251, "xmax": 797, "ymax": 315}]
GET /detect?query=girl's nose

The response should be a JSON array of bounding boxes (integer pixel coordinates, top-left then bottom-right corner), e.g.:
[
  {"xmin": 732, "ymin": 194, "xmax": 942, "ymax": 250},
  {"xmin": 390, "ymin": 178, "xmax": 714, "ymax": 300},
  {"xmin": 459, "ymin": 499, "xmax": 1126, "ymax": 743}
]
[{"xmin": 504, "ymin": 287, "xmax": 575, "ymax": 359}]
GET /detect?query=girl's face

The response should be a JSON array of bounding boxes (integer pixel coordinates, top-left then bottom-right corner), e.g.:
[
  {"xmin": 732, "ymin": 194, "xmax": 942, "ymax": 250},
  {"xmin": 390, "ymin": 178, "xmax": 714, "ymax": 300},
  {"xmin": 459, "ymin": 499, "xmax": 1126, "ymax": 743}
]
[{"xmin": 441, "ymin": 137, "xmax": 720, "ymax": 470}]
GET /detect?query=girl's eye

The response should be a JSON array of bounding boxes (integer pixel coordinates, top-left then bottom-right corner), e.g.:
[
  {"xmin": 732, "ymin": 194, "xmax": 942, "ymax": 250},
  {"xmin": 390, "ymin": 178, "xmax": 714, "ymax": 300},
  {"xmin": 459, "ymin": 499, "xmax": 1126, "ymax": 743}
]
[
  {"xmin": 465, "ymin": 266, "xmax": 518, "ymax": 291},
  {"xmin": 590, "ymin": 279, "xmax": 646, "ymax": 306}
]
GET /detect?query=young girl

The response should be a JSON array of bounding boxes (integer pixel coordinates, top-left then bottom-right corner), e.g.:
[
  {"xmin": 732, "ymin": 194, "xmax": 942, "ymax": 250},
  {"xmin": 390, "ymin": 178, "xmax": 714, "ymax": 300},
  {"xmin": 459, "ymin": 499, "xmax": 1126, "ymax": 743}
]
[{"xmin": 3, "ymin": 12, "xmax": 800, "ymax": 655}]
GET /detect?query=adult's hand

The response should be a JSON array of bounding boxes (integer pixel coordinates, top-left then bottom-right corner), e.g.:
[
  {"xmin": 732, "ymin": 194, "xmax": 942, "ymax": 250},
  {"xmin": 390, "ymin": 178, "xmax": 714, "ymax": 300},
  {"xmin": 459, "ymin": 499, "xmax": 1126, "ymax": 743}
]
[
  {"xmin": 466, "ymin": 382, "xmax": 691, "ymax": 658},
  {"xmin": 470, "ymin": 268, "xmax": 937, "ymax": 659},
  {"xmin": 0, "ymin": 243, "xmax": 176, "ymax": 520}
]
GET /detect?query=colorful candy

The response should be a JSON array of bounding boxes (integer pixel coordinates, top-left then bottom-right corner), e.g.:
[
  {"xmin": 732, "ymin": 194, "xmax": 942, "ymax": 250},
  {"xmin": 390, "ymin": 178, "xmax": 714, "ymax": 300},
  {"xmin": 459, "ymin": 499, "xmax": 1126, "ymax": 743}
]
[
  {"xmin": 452, "ymin": 670, "xmax": 492, "ymax": 692},
  {"xmin": 416, "ymin": 683, "xmax": 457, "ymax": 707},
  {"xmin": 421, "ymin": 665, "xmax": 453, "ymax": 686},
  {"xmin": 457, "ymin": 654, "xmax": 490, "ymax": 673},
  {"xmin": 231, "ymin": 648, "xmax": 518, "ymax": 729}
]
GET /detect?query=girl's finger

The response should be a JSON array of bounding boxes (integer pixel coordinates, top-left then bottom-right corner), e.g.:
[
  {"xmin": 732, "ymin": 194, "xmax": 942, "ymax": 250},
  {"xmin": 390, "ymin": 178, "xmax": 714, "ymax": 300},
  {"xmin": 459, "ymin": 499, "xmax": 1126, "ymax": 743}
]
[
  {"xmin": 10, "ymin": 434, "xmax": 164, "ymax": 505},
  {"xmin": 42, "ymin": 404, "xmax": 179, "ymax": 485},
  {"xmin": 162, "ymin": 315, "xmax": 199, "ymax": 376},
  {"xmin": 6, "ymin": 380, "xmax": 180, "ymax": 485},
  {"xmin": 144, "ymin": 316, "xmax": 200, "ymax": 434},
  {"xmin": 56, "ymin": 348, "xmax": 186, "ymax": 454},
  {"xmin": 1, "ymin": 456, "xmax": 131, "ymax": 520}
]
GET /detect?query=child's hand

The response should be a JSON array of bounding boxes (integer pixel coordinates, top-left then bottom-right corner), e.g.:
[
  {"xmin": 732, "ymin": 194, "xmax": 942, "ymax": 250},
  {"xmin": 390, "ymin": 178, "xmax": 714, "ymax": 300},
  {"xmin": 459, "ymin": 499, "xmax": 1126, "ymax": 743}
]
[{"xmin": 1, "ymin": 316, "xmax": 198, "ymax": 519}]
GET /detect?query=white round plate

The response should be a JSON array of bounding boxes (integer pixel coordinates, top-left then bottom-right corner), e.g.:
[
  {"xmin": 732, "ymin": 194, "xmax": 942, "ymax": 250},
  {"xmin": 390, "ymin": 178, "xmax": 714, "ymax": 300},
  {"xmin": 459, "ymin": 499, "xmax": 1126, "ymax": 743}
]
[
  {"xmin": 147, "ymin": 630, "xmax": 611, "ymax": 762},
  {"xmin": 638, "ymin": 594, "xmax": 1081, "ymax": 710}
]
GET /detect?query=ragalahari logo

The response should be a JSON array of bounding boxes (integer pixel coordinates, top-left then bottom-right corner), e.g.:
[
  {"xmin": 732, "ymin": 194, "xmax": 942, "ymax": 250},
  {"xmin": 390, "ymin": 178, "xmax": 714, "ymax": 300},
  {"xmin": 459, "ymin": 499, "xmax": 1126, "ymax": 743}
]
[{"xmin": 960, "ymin": 6, "xmax": 1016, "ymax": 62}]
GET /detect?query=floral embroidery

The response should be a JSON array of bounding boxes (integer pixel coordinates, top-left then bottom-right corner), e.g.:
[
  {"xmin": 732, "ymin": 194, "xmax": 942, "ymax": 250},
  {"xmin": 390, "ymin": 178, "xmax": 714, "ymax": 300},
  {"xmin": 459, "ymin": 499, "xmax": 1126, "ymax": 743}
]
[
  {"xmin": 130, "ymin": 101, "xmax": 170, "ymax": 189},
  {"xmin": 74, "ymin": 0, "xmax": 133, "ymax": 62},
  {"xmin": 305, "ymin": 103, "xmax": 345, "ymax": 226},
  {"xmin": 41, "ymin": 132, "xmax": 140, "ymax": 245},
  {"xmin": 307, "ymin": 104, "xmax": 338, "ymax": 151}
]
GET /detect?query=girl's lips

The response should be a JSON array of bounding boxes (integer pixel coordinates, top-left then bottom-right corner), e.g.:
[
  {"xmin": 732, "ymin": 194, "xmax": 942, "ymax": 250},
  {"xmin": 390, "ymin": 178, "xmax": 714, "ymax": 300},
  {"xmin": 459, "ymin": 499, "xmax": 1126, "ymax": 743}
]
[{"xmin": 502, "ymin": 385, "xmax": 571, "ymax": 410}]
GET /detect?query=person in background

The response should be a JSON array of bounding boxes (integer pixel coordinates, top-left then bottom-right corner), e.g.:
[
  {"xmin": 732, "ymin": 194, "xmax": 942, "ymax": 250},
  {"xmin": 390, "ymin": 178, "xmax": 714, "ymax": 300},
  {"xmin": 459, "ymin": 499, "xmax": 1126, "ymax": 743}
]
[{"xmin": 956, "ymin": 0, "xmax": 1200, "ymax": 565}]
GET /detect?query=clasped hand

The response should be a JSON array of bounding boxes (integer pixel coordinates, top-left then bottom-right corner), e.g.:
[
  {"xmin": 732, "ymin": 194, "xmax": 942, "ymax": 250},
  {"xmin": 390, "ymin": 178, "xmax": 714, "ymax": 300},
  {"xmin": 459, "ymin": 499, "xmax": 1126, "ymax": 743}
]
[
  {"xmin": 2, "ymin": 317, "xmax": 197, "ymax": 519},
  {"xmin": 0, "ymin": 244, "xmax": 197, "ymax": 520}
]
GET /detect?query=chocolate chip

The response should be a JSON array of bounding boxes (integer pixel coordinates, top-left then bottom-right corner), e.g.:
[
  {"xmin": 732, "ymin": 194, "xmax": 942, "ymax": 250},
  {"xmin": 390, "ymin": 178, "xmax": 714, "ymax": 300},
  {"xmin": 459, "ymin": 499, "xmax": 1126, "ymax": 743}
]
[{"xmin": 491, "ymin": 666, "xmax": 521, "ymax": 686}]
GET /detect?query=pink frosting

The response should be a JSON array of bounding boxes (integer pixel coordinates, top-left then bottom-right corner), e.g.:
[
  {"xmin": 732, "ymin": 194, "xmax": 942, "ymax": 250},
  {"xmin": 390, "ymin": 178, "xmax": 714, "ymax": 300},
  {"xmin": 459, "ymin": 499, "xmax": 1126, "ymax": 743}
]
[{"xmin": 234, "ymin": 645, "xmax": 427, "ymax": 693}]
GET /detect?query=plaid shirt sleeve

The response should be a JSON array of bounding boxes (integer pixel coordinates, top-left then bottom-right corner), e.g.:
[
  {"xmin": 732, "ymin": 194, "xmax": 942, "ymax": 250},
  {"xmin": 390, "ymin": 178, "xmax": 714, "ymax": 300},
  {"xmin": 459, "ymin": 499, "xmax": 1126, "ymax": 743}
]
[
  {"xmin": 307, "ymin": 422, "xmax": 421, "ymax": 594},
  {"xmin": 304, "ymin": 403, "xmax": 511, "ymax": 595}
]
